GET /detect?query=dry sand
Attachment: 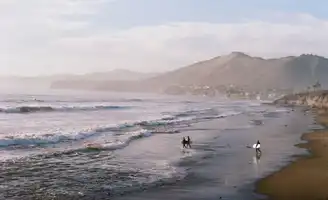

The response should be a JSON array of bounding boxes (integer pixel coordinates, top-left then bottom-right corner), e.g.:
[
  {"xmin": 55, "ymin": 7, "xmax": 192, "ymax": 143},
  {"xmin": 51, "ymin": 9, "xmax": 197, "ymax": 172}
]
[{"xmin": 256, "ymin": 112, "xmax": 328, "ymax": 200}]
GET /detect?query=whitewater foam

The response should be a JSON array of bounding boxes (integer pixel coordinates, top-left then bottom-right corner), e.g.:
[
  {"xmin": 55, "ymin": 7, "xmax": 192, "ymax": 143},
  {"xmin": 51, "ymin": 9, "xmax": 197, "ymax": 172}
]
[
  {"xmin": 0, "ymin": 105, "xmax": 132, "ymax": 114},
  {"xmin": 0, "ymin": 117, "xmax": 176, "ymax": 148},
  {"xmin": 0, "ymin": 108, "xmax": 242, "ymax": 149},
  {"xmin": 92, "ymin": 129, "xmax": 152, "ymax": 150}
]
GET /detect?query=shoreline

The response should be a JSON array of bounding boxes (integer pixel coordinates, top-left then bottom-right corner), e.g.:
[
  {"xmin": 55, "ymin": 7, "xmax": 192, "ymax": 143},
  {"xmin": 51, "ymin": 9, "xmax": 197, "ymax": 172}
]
[
  {"xmin": 256, "ymin": 109, "xmax": 328, "ymax": 200},
  {"xmin": 111, "ymin": 106, "xmax": 312, "ymax": 200}
]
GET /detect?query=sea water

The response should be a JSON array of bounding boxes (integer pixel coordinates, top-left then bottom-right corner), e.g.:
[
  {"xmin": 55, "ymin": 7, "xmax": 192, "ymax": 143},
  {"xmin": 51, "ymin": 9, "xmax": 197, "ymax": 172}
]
[{"xmin": 0, "ymin": 89, "xmax": 313, "ymax": 199}]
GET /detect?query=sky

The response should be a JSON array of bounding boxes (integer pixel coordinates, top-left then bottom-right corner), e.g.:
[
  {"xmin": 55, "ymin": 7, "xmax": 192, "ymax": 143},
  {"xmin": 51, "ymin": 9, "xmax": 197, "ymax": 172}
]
[{"xmin": 1, "ymin": 0, "xmax": 328, "ymax": 76}]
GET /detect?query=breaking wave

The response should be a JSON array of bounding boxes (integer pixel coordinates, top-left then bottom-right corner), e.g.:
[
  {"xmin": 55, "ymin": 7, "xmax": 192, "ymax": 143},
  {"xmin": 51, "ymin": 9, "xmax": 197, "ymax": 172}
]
[
  {"xmin": 0, "ymin": 109, "xmax": 241, "ymax": 149},
  {"xmin": 0, "ymin": 105, "xmax": 132, "ymax": 114},
  {"xmin": 0, "ymin": 97, "xmax": 148, "ymax": 104},
  {"xmin": 83, "ymin": 129, "xmax": 152, "ymax": 151}
]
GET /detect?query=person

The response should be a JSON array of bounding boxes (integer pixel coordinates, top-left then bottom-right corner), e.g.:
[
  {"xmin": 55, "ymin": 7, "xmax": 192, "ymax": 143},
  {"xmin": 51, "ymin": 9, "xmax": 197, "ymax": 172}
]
[
  {"xmin": 255, "ymin": 140, "xmax": 261, "ymax": 154},
  {"xmin": 186, "ymin": 136, "xmax": 192, "ymax": 148},
  {"xmin": 181, "ymin": 137, "xmax": 187, "ymax": 148}
]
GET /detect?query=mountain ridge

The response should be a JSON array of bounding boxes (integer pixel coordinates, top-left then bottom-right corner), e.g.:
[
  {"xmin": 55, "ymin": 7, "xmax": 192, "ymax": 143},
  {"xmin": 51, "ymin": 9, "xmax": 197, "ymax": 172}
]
[
  {"xmin": 51, "ymin": 52, "xmax": 328, "ymax": 96},
  {"xmin": 0, "ymin": 69, "xmax": 159, "ymax": 89}
]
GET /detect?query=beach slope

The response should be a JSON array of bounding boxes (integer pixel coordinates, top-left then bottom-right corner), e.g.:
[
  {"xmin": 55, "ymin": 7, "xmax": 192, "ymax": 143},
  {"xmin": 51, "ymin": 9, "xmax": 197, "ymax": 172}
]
[{"xmin": 257, "ymin": 113, "xmax": 328, "ymax": 200}]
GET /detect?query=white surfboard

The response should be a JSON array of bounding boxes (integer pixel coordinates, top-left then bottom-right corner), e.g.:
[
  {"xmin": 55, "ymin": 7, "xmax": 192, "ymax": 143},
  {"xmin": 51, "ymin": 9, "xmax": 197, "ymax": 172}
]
[{"xmin": 252, "ymin": 144, "xmax": 260, "ymax": 149}]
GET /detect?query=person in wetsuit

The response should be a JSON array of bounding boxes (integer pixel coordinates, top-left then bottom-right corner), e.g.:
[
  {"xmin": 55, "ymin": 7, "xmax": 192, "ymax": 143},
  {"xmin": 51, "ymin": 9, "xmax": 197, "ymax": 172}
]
[
  {"xmin": 181, "ymin": 137, "xmax": 187, "ymax": 148},
  {"xmin": 186, "ymin": 136, "xmax": 192, "ymax": 148},
  {"xmin": 181, "ymin": 136, "xmax": 192, "ymax": 148},
  {"xmin": 255, "ymin": 140, "xmax": 261, "ymax": 154}
]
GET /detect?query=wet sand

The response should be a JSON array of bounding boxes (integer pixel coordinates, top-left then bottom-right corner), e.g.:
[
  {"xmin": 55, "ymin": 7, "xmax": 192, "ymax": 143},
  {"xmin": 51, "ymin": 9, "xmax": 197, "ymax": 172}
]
[
  {"xmin": 256, "ymin": 111, "xmax": 328, "ymax": 200},
  {"xmin": 113, "ymin": 108, "xmax": 313, "ymax": 200}
]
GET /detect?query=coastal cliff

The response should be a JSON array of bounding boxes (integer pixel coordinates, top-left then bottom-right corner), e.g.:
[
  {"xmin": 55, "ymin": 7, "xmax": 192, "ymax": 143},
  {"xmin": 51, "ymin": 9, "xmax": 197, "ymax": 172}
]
[{"xmin": 274, "ymin": 90, "xmax": 328, "ymax": 108}]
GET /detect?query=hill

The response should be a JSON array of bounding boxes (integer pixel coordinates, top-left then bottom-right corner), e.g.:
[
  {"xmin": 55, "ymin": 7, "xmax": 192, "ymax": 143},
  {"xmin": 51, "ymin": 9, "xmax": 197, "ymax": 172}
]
[
  {"xmin": 51, "ymin": 52, "xmax": 328, "ymax": 97},
  {"xmin": 72, "ymin": 69, "xmax": 159, "ymax": 81},
  {"xmin": 1, "ymin": 69, "xmax": 158, "ymax": 90},
  {"xmin": 142, "ymin": 52, "xmax": 328, "ymax": 90}
]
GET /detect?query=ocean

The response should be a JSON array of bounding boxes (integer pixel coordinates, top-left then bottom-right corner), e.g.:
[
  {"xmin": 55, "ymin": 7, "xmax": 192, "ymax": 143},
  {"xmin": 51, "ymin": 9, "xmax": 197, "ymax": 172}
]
[{"xmin": 0, "ymin": 89, "xmax": 314, "ymax": 200}]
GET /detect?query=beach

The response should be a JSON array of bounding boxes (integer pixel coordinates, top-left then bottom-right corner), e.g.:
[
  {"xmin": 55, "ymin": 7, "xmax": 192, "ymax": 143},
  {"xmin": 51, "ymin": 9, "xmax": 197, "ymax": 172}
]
[
  {"xmin": 0, "ymin": 90, "xmax": 316, "ymax": 200},
  {"xmin": 257, "ymin": 111, "xmax": 328, "ymax": 200},
  {"xmin": 113, "ymin": 108, "xmax": 313, "ymax": 200}
]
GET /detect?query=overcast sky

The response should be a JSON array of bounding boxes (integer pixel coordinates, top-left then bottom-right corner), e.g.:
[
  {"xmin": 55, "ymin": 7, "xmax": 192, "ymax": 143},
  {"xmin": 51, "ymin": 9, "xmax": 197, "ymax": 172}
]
[{"xmin": 1, "ymin": 0, "xmax": 328, "ymax": 76}]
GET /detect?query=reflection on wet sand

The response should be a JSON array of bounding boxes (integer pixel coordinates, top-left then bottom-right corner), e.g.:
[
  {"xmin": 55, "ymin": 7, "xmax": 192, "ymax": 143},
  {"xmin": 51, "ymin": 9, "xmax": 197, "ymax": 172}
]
[{"xmin": 253, "ymin": 152, "xmax": 262, "ymax": 176}]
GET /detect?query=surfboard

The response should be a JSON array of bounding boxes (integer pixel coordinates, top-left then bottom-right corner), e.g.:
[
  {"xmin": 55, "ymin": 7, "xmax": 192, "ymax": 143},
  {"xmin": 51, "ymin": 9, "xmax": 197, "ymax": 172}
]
[{"xmin": 252, "ymin": 144, "xmax": 260, "ymax": 149}]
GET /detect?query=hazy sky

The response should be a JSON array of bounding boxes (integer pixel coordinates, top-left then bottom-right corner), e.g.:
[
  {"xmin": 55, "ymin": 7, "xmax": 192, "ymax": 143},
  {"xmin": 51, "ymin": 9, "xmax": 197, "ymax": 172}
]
[{"xmin": 1, "ymin": 0, "xmax": 328, "ymax": 76}]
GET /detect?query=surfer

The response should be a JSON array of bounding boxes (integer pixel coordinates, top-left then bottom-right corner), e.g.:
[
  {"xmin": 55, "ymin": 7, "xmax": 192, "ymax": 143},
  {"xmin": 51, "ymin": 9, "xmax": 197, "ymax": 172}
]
[
  {"xmin": 181, "ymin": 137, "xmax": 187, "ymax": 148},
  {"xmin": 186, "ymin": 136, "xmax": 192, "ymax": 148},
  {"xmin": 255, "ymin": 140, "xmax": 261, "ymax": 154},
  {"xmin": 181, "ymin": 136, "xmax": 192, "ymax": 148}
]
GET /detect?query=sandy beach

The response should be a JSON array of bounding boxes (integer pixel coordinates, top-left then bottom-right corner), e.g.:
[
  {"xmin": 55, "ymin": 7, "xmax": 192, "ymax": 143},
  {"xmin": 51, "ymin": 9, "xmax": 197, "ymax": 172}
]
[{"xmin": 257, "ymin": 111, "xmax": 328, "ymax": 200}]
